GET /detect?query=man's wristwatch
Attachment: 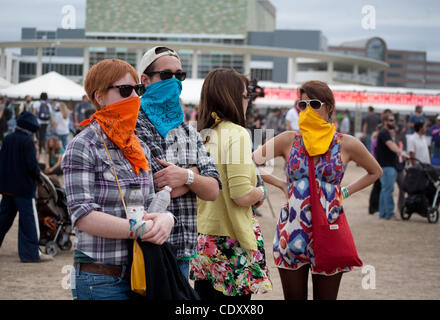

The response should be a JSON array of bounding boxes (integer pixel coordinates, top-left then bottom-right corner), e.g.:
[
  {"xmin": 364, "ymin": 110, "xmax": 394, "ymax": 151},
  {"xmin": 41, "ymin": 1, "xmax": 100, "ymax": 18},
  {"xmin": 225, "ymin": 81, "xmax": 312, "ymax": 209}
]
[{"xmin": 185, "ymin": 169, "xmax": 194, "ymax": 185}]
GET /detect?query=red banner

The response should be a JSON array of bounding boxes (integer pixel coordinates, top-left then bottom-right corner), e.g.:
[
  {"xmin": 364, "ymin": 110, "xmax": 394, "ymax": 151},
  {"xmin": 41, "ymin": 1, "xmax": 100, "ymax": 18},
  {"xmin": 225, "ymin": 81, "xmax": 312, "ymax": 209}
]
[{"xmin": 263, "ymin": 88, "xmax": 440, "ymax": 106}]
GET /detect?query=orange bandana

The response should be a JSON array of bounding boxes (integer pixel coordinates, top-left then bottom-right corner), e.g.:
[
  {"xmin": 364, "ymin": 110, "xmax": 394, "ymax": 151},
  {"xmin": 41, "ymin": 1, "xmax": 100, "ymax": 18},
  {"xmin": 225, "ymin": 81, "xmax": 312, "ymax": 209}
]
[{"xmin": 80, "ymin": 96, "xmax": 150, "ymax": 175}]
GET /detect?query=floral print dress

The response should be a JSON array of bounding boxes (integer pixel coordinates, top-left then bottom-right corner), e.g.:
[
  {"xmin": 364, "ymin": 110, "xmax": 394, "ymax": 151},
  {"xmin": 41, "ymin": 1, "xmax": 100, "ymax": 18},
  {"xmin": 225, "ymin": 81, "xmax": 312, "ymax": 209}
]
[
  {"xmin": 273, "ymin": 132, "xmax": 353, "ymax": 276},
  {"xmin": 190, "ymin": 215, "xmax": 272, "ymax": 296}
]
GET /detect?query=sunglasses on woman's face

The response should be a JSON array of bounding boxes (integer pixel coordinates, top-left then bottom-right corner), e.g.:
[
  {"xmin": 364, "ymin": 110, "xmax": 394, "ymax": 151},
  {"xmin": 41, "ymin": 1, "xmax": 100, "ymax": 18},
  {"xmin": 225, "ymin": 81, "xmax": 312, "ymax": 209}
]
[
  {"xmin": 145, "ymin": 70, "xmax": 187, "ymax": 81},
  {"xmin": 297, "ymin": 99, "xmax": 325, "ymax": 111},
  {"xmin": 107, "ymin": 84, "xmax": 146, "ymax": 98}
]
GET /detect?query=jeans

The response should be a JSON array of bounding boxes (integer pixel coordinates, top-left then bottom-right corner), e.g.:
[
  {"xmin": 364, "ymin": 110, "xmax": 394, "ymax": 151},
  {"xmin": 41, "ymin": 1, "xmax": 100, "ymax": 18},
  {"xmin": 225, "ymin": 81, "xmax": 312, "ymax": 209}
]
[
  {"xmin": 57, "ymin": 134, "xmax": 68, "ymax": 149},
  {"xmin": 37, "ymin": 123, "xmax": 49, "ymax": 152},
  {"xmin": 365, "ymin": 133, "xmax": 372, "ymax": 153},
  {"xmin": 379, "ymin": 166, "xmax": 397, "ymax": 219},
  {"xmin": 177, "ymin": 259, "xmax": 190, "ymax": 280},
  {"xmin": 71, "ymin": 263, "xmax": 131, "ymax": 300}
]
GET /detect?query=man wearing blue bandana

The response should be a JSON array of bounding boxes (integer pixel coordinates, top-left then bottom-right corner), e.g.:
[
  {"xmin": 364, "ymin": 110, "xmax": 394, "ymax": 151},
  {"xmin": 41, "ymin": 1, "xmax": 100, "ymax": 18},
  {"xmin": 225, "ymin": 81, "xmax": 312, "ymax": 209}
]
[{"xmin": 136, "ymin": 46, "xmax": 221, "ymax": 280}]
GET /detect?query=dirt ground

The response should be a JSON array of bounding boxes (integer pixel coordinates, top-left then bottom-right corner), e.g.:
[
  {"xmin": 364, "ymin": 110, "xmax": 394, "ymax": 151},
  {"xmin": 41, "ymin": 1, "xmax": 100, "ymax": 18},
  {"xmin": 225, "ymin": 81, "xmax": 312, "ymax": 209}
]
[{"xmin": 0, "ymin": 159, "xmax": 439, "ymax": 300}]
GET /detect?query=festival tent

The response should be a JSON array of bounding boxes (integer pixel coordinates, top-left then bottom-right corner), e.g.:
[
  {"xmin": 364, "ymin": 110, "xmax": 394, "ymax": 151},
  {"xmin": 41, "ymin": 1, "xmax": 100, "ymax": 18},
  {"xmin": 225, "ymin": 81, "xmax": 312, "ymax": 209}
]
[
  {"xmin": 0, "ymin": 76, "xmax": 12, "ymax": 89},
  {"xmin": 0, "ymin": 71, "xmax": 85, "ymax": 101}
]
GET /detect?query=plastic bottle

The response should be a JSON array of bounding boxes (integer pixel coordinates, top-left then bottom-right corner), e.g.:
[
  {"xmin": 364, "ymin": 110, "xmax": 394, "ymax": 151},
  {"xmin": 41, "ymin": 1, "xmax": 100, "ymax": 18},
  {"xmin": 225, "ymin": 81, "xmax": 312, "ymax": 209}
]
[
  {"xmin": 147, "ymin": 186, "xmax": 172, "ymax": 213},
  {"xmin": 125, "ymin": 183, "xmax": 145, "ymax": 222}
]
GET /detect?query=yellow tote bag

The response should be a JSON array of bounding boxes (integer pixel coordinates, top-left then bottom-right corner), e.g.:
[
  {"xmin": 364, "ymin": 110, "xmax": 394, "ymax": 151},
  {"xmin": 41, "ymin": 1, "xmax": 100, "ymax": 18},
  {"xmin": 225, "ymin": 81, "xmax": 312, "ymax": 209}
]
[{"xmin": 131, "ymin": 240, "xmax": 146, "ymax": 296}]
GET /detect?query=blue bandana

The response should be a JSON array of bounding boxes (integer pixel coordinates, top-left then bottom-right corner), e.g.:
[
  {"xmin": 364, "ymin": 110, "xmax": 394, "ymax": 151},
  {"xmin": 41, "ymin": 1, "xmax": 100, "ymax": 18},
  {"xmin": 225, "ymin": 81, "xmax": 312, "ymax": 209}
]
[{"xmin": 140, "ymin": 78, "xmax": 184, "ymax": 138}]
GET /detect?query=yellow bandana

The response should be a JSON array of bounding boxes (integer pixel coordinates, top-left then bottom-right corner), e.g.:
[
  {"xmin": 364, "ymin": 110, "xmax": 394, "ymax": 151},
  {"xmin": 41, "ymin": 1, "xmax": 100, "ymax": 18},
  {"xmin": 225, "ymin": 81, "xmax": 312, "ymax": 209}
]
[{"xmin": 298, "ymin": 106, "xmax": 336, "ymax": 156}]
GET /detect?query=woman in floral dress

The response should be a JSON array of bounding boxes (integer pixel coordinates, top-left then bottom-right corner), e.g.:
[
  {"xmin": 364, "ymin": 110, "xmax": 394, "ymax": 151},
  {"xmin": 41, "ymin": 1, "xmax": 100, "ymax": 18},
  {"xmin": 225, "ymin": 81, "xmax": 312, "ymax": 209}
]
[
  {"xmin": 253, "ymin": 80, "xmax": 382, "ymax": 300},
  {"xmin": 190, "ymin": 68, "xmax": 272, "ymax": 301}
]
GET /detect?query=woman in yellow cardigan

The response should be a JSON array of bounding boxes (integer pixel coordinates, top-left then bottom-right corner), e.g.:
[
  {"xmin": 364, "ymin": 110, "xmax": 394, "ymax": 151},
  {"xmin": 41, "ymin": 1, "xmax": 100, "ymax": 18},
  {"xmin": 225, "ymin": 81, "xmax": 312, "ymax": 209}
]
[{"xmin": 190, "ymin": 68, "xmax": 272, "ymax": 301}]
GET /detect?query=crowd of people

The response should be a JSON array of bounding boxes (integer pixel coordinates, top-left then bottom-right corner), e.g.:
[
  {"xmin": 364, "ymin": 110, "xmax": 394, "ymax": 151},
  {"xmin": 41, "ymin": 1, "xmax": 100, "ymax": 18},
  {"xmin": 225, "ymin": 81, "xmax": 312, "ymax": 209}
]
[{"xmin": 1, "ymin": 44, "xmax": 438, "ymax": 301}]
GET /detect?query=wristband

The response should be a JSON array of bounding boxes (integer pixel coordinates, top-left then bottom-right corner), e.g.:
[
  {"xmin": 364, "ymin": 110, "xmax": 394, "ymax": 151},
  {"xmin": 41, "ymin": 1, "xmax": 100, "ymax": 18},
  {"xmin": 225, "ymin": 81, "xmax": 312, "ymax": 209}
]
[
  {"xmin": 128, "ymin": 219, "xmax": 147, "ymax": 239},
  {"xmin": 258, "ymin": 186, "xmax": 267, "ymax": 201},
  {"xmin": 185, "ymin": 169, "xmax": 194, "ymax": 185},
  {"xmin": 341, "ymin": 187, "xmax": 350, "ymax": 199}
]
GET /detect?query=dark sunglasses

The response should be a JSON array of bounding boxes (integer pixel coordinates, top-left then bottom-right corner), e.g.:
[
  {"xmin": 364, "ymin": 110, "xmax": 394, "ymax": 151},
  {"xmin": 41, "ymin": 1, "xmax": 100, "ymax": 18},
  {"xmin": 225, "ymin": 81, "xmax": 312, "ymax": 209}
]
[
  {"xmin": 107, "ymin": 84, "xmax": 146, "ymax": 98},
  {"xmin": 297, "ymin": 99, "xmax": 324, "ymax": 111},
  {"xmin": 145, "ymin": 70, "xmax": 187, "ymax": 81},
  {"xmin": 387, "ymin": 119, "xmax": 395, "ymax": 122}
]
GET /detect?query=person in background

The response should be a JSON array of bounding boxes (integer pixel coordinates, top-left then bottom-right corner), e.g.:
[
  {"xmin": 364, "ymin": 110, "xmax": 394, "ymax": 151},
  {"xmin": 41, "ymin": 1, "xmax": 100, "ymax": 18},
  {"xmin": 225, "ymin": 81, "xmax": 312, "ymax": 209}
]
[
  {"xmin": 253, "ymin": 80, "xmax": 382, "ymax": 300},
  {"xmin": 339, "ymin": 110, "xmax": 350, "ymax": 135},
  {"xmin": 43, "ymin": 136, "xmax": 64, "ymax": 177},
  {"xmin": 407, "ymin": 122, "xmax": 430, "ymax": 166},
  {"xmin": 18, "ymin": 95, "xmax": 33, "ymax": 115},
  {"xmin": 362, "ymin": 106, "xmax": 381, "ymax": 153},
  {"xmin": 33, "ymin": 92, "xmax": 53, "ymax": 153},
  {"xmin": 0, "ymin": 98, "xmax": 9, "ymax": 146},
  {"xmin": 376, "ymin": 114, "xmax": 401, "ymax": 220},
  {"xmin": 52, "ymin": 102, "xmax": 71, "ymax": 149},
  {"xmin": 192, "ymin": 68, "xmax": 272, "ymax": 301},
  {"xmin": 0, "ymin": 111, "xmax": 53, "ymax": 262},
  {"xmin": 430, "ymin": 115, "xmax": 440, "ymax": 164},
  {"xmin": 285, "ymin": 104, "xmax": 300, "ymax": 131},
  {"xmin": 73, "ymin": 95, "xmax": 92, "ymax": 131},
  {"xmin": 265, "ymin": 108, "xmax": 282, "ymax": 136},
  {"xmin": 408, "ymin": 105, "xmax": 424, "ymax": 134}
]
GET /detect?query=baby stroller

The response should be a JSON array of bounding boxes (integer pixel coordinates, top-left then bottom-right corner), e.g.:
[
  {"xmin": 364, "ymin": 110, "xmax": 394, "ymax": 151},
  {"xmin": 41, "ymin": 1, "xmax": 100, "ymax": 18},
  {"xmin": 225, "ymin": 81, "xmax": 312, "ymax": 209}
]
[
  {"xmin": 37, "ymin": 172, "xmax": 74, "ymax": 256},
  {"xmin": 401, "ymin": 158, "xmax": 440, "ymax": 224}
]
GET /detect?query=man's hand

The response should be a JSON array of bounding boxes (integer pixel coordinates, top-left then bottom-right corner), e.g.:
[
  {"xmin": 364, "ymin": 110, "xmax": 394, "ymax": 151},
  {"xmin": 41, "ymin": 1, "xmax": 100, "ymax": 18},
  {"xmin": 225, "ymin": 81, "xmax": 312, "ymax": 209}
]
[
  {"xmin": 170, "ymin": 185, "xmax": 190, "ymax": 198},
  {"xmin": 153, "ymin": 158, "xmax": 188, "ymax": 189},
  {"xmin": 140, "ymin": 213, "xmax": 175, "ymax": 245}
]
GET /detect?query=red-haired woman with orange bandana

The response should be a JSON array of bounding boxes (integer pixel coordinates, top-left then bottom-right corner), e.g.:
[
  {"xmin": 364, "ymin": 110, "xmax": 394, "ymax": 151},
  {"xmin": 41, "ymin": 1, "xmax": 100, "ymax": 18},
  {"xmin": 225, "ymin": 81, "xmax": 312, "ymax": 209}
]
[{"xmin": 62, "ymin": 59, "xmax": 175, "ymax": 300}]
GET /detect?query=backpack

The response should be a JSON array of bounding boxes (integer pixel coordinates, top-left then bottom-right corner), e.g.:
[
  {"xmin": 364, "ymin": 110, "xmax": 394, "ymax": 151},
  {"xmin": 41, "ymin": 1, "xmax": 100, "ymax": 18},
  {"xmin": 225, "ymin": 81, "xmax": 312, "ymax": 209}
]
[{"xmin": 38, "ymin": 102, "xmax": 50, "ymax": 121}]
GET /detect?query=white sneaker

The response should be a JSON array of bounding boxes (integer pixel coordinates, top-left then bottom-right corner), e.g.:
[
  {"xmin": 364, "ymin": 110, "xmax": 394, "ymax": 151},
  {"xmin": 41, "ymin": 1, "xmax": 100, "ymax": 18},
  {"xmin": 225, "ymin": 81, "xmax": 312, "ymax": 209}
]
[{"xmin": 39, "ymin": 252, "xmax": 54, "ymax": 262}]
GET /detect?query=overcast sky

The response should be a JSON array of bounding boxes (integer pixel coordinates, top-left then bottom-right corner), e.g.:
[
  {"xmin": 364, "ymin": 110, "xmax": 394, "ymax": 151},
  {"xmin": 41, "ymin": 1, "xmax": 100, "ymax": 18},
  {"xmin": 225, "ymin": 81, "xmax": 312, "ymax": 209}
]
[{"xmin": 0, "ymin": 0, "xmax": 439, "ymax": 60}]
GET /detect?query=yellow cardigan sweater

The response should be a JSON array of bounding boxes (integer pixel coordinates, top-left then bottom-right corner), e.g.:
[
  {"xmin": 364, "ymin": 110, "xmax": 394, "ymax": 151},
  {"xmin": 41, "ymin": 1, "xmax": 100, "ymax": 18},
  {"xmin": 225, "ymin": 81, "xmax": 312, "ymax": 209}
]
[{"xmin": 197, "ymin": 121, "xmax": 257, "ymax": 250}]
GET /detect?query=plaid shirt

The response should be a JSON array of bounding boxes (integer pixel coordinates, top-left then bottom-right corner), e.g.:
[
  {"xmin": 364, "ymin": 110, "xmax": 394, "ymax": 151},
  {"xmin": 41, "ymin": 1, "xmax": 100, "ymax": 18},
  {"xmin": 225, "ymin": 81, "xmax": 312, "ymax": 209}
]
[
  {"xmin": 135, "ymin": 110, "xmax": 221, "ymax": 259},
  {"xmin": 62, "ymin": 121, "xmax": 155, "ymax": 265}
]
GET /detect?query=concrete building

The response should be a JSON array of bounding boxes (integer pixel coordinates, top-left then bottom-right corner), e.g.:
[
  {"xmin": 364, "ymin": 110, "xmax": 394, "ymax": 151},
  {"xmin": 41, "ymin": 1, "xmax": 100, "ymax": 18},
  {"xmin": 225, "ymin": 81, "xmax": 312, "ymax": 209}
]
[
  {"xmin": 0, "ymin": 0, "xmax": 388, "ymax": 87},
  {"xmin": 329, "ymin": 37, "xmax": 440, "ymax": 89},
  {"xmin": 19, "ymin": 27, "xmax": 85, "ymax": 83}
]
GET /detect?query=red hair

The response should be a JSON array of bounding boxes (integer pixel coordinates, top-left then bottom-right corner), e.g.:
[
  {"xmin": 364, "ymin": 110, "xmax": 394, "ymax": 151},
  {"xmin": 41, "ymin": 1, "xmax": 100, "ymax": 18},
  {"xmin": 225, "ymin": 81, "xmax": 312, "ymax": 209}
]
[{"xmin": 84, "ymin": 59, "xmax": 139, "ymax": 109}]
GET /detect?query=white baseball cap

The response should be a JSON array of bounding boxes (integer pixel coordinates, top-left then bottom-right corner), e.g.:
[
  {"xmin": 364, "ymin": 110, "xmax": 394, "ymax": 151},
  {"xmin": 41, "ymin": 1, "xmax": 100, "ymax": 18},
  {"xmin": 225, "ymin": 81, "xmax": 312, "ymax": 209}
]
[{"xmin": 138, "ymin": 46, "xmax": 180, "ymax": 75}]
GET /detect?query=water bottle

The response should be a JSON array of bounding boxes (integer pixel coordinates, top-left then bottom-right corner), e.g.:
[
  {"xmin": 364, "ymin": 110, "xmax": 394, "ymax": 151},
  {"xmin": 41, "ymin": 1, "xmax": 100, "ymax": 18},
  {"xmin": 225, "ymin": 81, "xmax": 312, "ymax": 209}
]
[
  {"xmin": 147, "ymin": 186, "xmax": 172, "ymax": 213},
  {"xmin": 125, "ymin": 183, "xmax": 145, "ymax": 221}
]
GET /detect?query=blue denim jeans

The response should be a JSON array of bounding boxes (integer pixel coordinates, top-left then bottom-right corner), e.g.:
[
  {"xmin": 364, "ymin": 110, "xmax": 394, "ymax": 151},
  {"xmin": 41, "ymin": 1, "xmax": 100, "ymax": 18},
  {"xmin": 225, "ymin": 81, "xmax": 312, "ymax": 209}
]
[
  {"xmin": 177, "ymin": 259, "xmax": 190, "ymax": 280},
  {"xmin": 379, "ymin": 166, "xmax": 397, "ymax": 219},
  {"xmin": 71, "ymin": 263, "xmax": 131, "ymax": 300}
]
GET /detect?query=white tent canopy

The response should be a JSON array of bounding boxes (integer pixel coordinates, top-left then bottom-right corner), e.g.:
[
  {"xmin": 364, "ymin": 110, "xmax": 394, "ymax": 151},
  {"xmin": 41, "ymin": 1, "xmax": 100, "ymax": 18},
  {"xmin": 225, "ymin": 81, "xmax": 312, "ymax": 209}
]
[
  {"xmin": 0, "ymin": 72, "xmax": 86, "ymax": 101},
  {"xmin": 0, "ymin": 76, "xmax": 12, "ymax": 89}
]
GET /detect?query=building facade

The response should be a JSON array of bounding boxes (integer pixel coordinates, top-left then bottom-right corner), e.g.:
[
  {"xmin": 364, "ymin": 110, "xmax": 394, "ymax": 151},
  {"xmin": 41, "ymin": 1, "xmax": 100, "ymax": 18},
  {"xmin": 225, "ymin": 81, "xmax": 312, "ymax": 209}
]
[
  {"xmin": 1, "ymin": 0, "xmax": 389, "ymax": 88},
  {"xmin": 329, "ymin": 37, "xmax": 440, "ymax": 89},
  {"xmin": 19, "ymin": 27, "xmax": 85, "ymax": 83},
  {"xmin": 85, "ymin": 0, "xmax": 276, "ymax": 79}
]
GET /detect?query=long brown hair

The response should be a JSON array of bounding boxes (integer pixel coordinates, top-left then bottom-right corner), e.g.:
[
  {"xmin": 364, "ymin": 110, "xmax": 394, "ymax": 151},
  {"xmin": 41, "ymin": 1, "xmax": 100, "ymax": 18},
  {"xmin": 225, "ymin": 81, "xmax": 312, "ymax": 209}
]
[
  {"xmin": 46, "ymin": 136, "xmax": 62, "ymax": 157},
  {"xmin": 197, "ymin": 68, "xmax": 249, "ymax": 132}
]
